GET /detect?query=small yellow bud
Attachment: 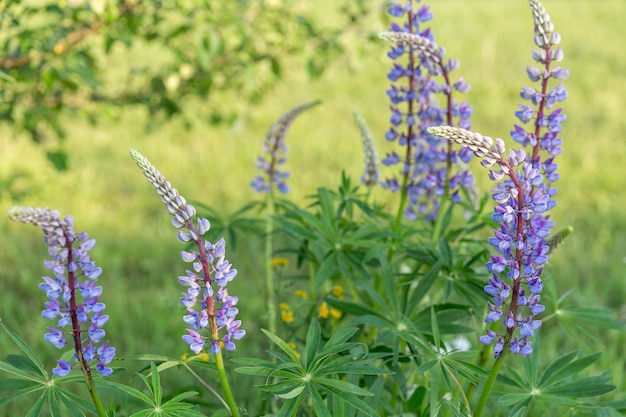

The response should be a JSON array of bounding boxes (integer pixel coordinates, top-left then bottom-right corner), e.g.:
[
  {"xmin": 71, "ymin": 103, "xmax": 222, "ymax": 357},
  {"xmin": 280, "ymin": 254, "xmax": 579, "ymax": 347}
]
[
  {"xmin": 53, "ymin": 43, "xmax": 64, "ymax": 55},
  {"xmin": 294, "ymin": 289, "xmax": 308, "ymax": 299}
]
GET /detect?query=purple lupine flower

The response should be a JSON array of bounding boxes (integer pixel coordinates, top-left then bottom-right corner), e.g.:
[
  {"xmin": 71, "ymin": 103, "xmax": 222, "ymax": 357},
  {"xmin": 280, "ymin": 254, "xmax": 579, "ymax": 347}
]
[
  {"xmin": 378, "ymin": 1, "xmax": 474, "ymax": 220},
  {"xmin": 131, "ymin": 149, "xmax": 246, "ymax": 354},
  {"xmin": 353, "ymin": 111, "xmax": 381, "ymax": 187},
  {"xmin": 427, "ymin": 0, "xmax": 566, "ymax": 359},
  {"xmin": 251, "ymin": 101, "xmax": 319, "ymax": 194},
  {"xmin": 7, "ymin": 207, "xmax": 115, "ymax": 377}
]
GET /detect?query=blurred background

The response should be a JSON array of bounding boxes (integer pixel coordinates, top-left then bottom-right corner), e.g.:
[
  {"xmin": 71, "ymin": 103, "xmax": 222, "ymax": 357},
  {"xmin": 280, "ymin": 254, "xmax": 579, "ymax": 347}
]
[{"xmin": 1, "ymin": 0, "xmax": 625, "ymax": 411}]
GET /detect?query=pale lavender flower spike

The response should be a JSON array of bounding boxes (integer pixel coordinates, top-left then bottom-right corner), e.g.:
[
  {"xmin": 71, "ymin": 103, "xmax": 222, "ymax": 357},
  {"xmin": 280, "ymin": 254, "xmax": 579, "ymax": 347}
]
[
  {"xmin": 131, "ymin": 149, "xmax": 245, "ymax": 354},
  {"xmin": 7, "ymin": 206, "xmax": 115, "ymax": 377},
  {"xmin": 251, "ymin": 100, "xmax": 320, "ymax": 194}
]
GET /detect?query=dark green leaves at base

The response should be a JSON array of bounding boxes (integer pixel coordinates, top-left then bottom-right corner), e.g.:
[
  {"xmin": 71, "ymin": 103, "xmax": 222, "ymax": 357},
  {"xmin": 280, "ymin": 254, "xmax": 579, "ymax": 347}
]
[{"xmin": 234, "ymin": 319, "xmax": 391, "ymax": 417}]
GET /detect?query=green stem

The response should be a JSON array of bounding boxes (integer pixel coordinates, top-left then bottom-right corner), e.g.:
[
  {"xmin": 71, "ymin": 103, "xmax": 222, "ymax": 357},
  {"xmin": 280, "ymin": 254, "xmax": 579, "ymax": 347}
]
[
  {"xmin": 81, "ymin": 370, "xmax": 106, "ymax": 417},
  {"xmin": 308, "ymin": 261, "xmax": 316, "ymax": 305},
  {"xmin": 214, "ymin": 350, "xmax": 240, "ymax": 417},
  {"xmin": 265, "ymin": 192, "xmax": 277, "ymax": 337},
  {"xmin": 393, "ymin": 176, "xmax": 409, "ymax": 236},
  {"xmin": 430, "ymin": 197, "xmax": 450, "ymax": 245},
  {"xmin": 474, "ymin": 350, "xmax": 508, "ymax": 417}
]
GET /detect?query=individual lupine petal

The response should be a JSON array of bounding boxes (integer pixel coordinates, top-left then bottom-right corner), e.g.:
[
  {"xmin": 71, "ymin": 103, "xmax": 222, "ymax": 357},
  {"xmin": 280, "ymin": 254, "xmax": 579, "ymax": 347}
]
[
  {"xmin": 180, "ymin": 250, "xmax": 197, "ymax": 262},
  {"xmin": 494, "ymin": 338, "xmax": 504, "ymax": 357},
  {"xmin": 182, "ymin": 329, "xmax": 205, "ymax": 354},
  {"xmin": 520, "ymin": 318, "xmax": 542, "ymax": 337},
  {"xmin": 197, "ymin": 218, "xmax": 210, "ymax": 235},
  {"xmin": 527, "ymin": 66, "xmax": 541, "ymax": 81},
  {"xmin": 52, "ymin": 360, "xmax": 72, "ymax": 377},
  {"xmin": 97, "ymin": 342, "xmax": 116, "ymax": 364},
  {"xmin": 519, "ymin": 339, "xmax": 533, "ymax": 356},
  {"xmin": 479, "ymin": 329, "xmax": 496, "ymax": 345},
  {"xmin": 95, "ymin": 362, "xmax": 113, "ymax": 377},
  {"xmin": 44, "ymin": 327, "xmax": 67, "ymax": 349}
]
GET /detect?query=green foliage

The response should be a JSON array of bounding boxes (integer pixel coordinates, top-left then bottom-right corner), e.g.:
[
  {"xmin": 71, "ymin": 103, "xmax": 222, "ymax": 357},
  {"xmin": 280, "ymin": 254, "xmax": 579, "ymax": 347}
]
[
  {"xmin": 0, "ymin": 320, "xmax": 98, "ymax": 416},
  {"xmin": 1, "ymin": 0, "xmax": 625, "ymax": 416},
  {"xmin": 234, "ymin": 319, "xmax": 391, "ymax": 417},
  {"xmin": 497, "ymin": 346, "xmax": 619, "ymax": 416},
  {"xmin": 106, "ymin": 362, "xmax": 205, "ymax": 417},
  {"xmin": 0, "ymin": 0, "xmax": 375, "ymax": 169}
]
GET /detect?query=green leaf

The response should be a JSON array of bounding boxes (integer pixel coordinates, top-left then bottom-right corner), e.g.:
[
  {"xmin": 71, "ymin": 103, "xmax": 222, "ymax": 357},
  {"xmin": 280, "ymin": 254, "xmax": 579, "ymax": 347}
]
[
  {"xmin": 407, "ymin": 259, "xmax": 444, "ymax": 316},
  {"xmin": 261, "ymin": 329, "xmax": 303, "ymax": 365},
  {"xmin": 498, "ymin": 393, "xmax": 532, "ymax": 407},
  {"xmin": 25, "ymin": 390, "xmax": 47, "ymax": 417},
  {"xmin": 310, "ymin": 386, "xmax": 333, "ymax": 417},
  {"xmin": 543, "ymin": 375, "xmax": 616, "ymax": 398},
  {"xmin": 538, "ymin": 351, "xmax": 600, "ymax": 387},
  {"xmin": 315, "ymin": 377, "xmax": 372, "ymax": 397},
  {"xmin": 277, "ymin": 385, "xmax": 305, "ymax": 399},
  {"xmin": 556, "ymin": 306, "xmax": 626, "ymax": 330},
  {"xmin": 316, "ymin": 252, "xmax": 337, "ymax": 288},
  {"xmin": 304, "ymin": 318, "xmax": 321, "ymax": 370},
  {"xmin": 276, "ymin": 397, "xmax": 300, "ymax": 417},
  {"xmin": 0, "ymin": 321, "xmax": 47, "ymax": 377}
]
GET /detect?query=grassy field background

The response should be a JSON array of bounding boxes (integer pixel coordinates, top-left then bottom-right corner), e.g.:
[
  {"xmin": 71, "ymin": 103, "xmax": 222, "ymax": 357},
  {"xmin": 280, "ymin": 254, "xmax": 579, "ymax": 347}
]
[{"xmin": 1, "ymin": 0, "xmax": 625, "ymax": 413}]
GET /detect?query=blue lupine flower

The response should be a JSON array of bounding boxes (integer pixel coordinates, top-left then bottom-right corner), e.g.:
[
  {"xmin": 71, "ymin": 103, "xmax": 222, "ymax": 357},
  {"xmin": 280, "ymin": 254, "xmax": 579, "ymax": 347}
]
[
  {"xmin": 251, "ymin": 101, "xmax": 319, "ymax": 194},
  {"xmin": 379, "ymin": 1, "xmax": 474, "ymax": 220},
  {"xmin": 131, "ymin": 149, "xmax": 246, "ymax": 354},
  {"xmin": 427, "ymin": 0, "xmax": 566, "ymax": 359},
  {"xmin": 7, "ymin": 207, "xmax": 115, "ymax": 377}
]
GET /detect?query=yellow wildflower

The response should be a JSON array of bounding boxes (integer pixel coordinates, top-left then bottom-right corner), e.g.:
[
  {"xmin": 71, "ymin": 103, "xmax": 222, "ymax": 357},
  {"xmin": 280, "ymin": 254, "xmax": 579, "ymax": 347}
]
[
  {"xmin": 319, "ymin": 302, "xmax": 341, "ymax": 319},
  {"xmin": 319, "ymin": 302, "xmax": 330, "ymax": 318},
  {"xmin": 281, "ymin": 309, "xmax": 294, "ymax": 323},
  {"xmin": 279, "ymin": 303, "xmax": 290, "ymax": 310},
  {"xmin": 294, "ymin": 289, "xmax": 308, "ymax": 299},
  {"xmin": 271, "ymin": 258, "xmax": 289, "ymax": 268},
  {"xmin": 332, "ymin": 285, "xmax": 345, "ymax": 299},
  {"xmin": 330, "ymin": 308, "xmax": 342, "ymax": 319}
]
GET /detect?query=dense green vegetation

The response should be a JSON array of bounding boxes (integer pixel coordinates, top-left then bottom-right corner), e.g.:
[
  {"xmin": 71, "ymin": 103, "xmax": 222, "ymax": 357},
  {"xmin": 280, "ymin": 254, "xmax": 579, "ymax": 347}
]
[{"xmin": 1, "ymin": 0, "xmax": 625, "ymax": 415}]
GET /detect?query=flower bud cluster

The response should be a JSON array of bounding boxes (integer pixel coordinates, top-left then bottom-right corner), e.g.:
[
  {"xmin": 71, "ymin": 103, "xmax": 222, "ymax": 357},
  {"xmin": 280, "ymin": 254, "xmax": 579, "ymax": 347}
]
[
  {"xmin": 251, "ymin": 101, "xmax": 319, "ymax": 194},
  {"xmin": 7, "ymin": 207, "xmax": 115, "ymax": 377},
  {"xmin": 380, "ymin": 0, "xmax": 474, "ymax": 220},
  {"xmin": 131, "ymin": 150, "xmax": 245, "ymax": 355}
]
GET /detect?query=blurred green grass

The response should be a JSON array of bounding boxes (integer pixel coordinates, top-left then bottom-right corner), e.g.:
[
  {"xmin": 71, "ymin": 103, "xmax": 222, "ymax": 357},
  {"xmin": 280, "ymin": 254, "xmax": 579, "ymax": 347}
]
[{"xmin": 1, "ymin": 0, "xmax": 625, "ymax": 413}]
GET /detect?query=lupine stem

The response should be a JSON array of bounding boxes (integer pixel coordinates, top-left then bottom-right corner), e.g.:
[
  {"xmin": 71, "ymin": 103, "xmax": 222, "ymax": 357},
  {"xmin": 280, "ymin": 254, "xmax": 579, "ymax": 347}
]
[
  {"xmin": 265, "ymin": 191, "xmax": 278, "ymax": 338},
  {"xmin": 63, "ymin": 236, "xmax": 106, "ymax": 417},
  {"xmin": 214, "ymin": 350, "xmax": 240, "ymax": 417},
  {"xmin": 474, "ymin": 351, "xmax": 508, "ymax": 417}
]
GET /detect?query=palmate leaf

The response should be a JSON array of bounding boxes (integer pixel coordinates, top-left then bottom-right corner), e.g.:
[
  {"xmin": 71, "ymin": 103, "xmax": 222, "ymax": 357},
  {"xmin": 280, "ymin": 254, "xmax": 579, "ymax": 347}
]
[
  {"xmin": 112, "ymin": 363, "xmax": 205, "ymax": 417},
  {"xmin": 237, "ymin": 319, "xmax": 388, "ymax": 416},
  {"xmin": 498, "ymin": 349, "xmax": 617, "ymax": 414},
  {"xmin": 0, "ymin": 320, "xmax": 47, "ymax": 378},
  {"xmin": 0, "ymin": 321, "xmax": 99, "ymax": 416}
]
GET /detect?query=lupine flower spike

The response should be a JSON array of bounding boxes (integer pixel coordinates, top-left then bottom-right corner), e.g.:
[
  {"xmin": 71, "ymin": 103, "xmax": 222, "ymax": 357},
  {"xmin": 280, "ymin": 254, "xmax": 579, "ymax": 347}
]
[
  {"xmin": 428, "ymin": 0, "xmax": 566, "ymax": 360},
  {"xmin": 353, "ymin": 111, "xmax": 380, "ymax": 187},
  {"xmin": 251, "ymin": 100, "xmax": 320, "ymax": 194},
  {"xmin": 130, "ymin": 150, "xmax": 245, "ymax": 355},
  {"xmin": 7, "ymin": 207, "xmax": 115, "ymax": 380},
  {"xmin": 379, "ymin": 0, "xmax": 474, "ymax": 220}
]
